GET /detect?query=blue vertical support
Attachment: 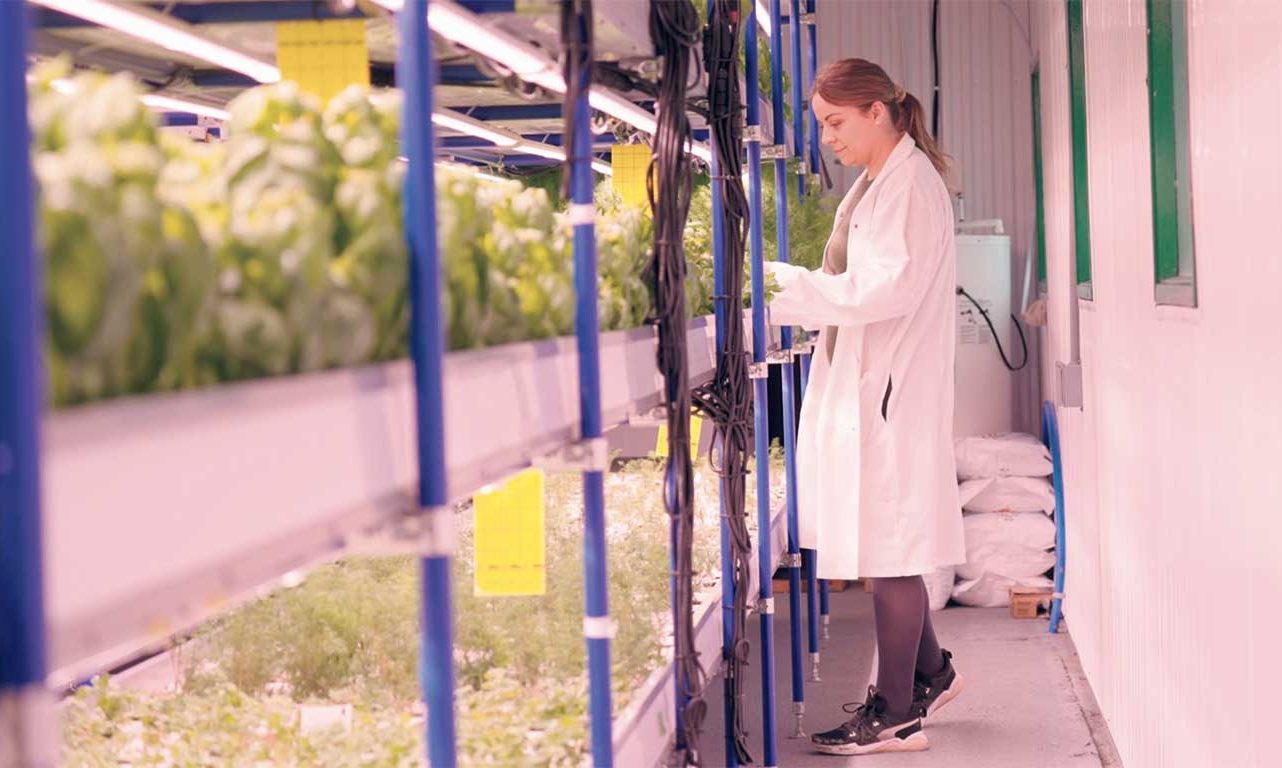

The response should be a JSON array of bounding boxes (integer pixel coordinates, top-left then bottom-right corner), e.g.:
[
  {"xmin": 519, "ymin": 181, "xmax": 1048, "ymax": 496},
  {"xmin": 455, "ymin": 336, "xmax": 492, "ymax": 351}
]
[
  {"xmin": 803, "ymin": 0, "xmax": 830, "ymax": 641},
  {"xmin": 1043, "ymin": 402, "xmax": 1067, "ymax": 634},
  {"xmin": 805, "ymin": 0, "xmax": 821, "ymax": 184},
  {"xmin": 709, "ymin": 108, "xmax": 739, "ymax": 768},
  {"xmin": 0, "ymin": 6, "xmax": 51, "ymax": 764},
  {"xmin": 788, "ymin": 0, "xmax": 807, "ymax": 200},
  {"xmin": 788, "ymin": 0, "xmax": 821, "ymax": 683},
  {"xmin": 768, "ymin": 0, "xmax": 807, "ymax": 739},
  {"xmin": 399, "ymin": 3, "xmax": 458, "ymax": 766},
  {"xmin": 567, "ymin": 5, "xmax": 614, "ymax": 763},
  {"xmin": 798, "ymin": 351, "xmax": 822, "ymax": 654},
  {"xmin": 745, "ymin": 6, "xmax": 779, "ymax": 765}
]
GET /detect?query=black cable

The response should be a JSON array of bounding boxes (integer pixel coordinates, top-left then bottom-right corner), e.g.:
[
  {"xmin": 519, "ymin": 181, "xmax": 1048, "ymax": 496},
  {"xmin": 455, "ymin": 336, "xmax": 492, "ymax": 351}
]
[
  {"xmin": 931, "ymin": 0, "xmax": 941, "ymax": 139},
  {"xmin": 957, "ymin": 286, "xmax": 1029, "ymax": 372},
  {"xmin": 560, "ymin": 0, "xmax": 593, "ymax": 201},
  {"xmin": 690, "ymin": 0, "xmax": 754, "ymax": 763},
  {"xmin": 646, "ymin": 2, "xmax": 707, "ymax": 764}
]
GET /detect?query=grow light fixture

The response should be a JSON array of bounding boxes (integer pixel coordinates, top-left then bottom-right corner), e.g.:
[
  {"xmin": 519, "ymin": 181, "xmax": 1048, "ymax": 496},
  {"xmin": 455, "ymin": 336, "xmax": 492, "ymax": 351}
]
[
  {"xmin": 51, "ymin": 76, "xmax": 232, "ymax": 121},
  {"xmin": 376, "ymin": 0, "xmax": 711, "ymax": 162},
  {"xmin": 432, "ymin": 110, "xmax": 520, "ymax": 147},
  {"xmin": 514, "ymin": 141, "xmax": 566, "ymax": 162},
  {"xmin": 140, "ymin": 94, "xmax": 231, "ymax": 121},
  {"xmin": 32, "ymin": 0, "xmax": 281, "ymax": 84}
]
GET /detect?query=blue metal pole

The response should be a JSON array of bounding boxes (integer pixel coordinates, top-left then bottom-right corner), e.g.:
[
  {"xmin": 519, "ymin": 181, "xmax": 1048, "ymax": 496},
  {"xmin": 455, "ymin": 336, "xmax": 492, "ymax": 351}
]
[
  {"xmin": 399, "ymin": 4, "xmax": 458, "ymax": 766},
  {"xmin": 788, "ymin": 0, "xmax": 807, "ymax": 199},
  {"xmin": 708, "ymin": 105, "xmax": 740, "ymax": 768},
  {"xmin": 567, "ymin": 5, "xmax": 614, "ymax": 762},
  {"xmin": 797, "ymin": 350, "xmax": 820, "ymax": 661},
  {"xmin": 768, "ymin": 0, "xmax": 807, "ymax": 739},
  {"xmin": 1043, "ymin": 402, "xmax": 1067, "ymax": 634},
  {"xmin": 802, "ymin": 0, "xmax": 830, "ymax": 640},
  {"xmin": 805, "ymin": 0, "xmax": 821, "ymax": 185},
  {"xmin": 745, "ymin": 7, "xmax": 779, "ymax": 765},
  {"xmin": 0, "ymin": 7, "xmax": 50, "ymax": 763}
]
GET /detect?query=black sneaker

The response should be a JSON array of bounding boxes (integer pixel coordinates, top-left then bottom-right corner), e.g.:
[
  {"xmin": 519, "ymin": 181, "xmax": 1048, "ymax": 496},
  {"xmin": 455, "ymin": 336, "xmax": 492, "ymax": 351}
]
[
  {"xmin": 913, "ymin": 648, "xmax": 965, "ymax": 719},
  {"xmin": 811, "ymin": 685, "xmax": 928, "ymax": 756}
]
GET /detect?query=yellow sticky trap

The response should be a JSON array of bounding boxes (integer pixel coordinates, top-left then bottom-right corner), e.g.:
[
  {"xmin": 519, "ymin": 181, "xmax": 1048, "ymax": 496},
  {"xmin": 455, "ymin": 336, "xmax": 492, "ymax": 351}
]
[
  {"xmin": 610, "ymin": 144, "xmax": 652, "ymax": 208},
  {"xmin": 654, "ymin": 413, "xmax": 703, "ymax": 459},
  {"xmin": 473, "ymin": 469, "xmax": 547, "ymax": 597},
  {"xmin": 275, "ymin": 20, "xmax": 370, "ymax": 104}
]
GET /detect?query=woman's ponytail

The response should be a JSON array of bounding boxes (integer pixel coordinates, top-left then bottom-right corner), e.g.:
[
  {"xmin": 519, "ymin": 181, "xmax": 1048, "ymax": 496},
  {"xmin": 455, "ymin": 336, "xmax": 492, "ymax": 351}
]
[{"xmin": 896, "ymin": 91, "xmax": 952, "ymax": 183}]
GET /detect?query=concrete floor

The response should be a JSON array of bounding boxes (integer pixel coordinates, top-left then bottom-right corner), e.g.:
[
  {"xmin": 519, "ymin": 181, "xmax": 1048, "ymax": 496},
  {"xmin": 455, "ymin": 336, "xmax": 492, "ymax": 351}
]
[{"xmin": 696, "ymin": 587, "xmax": 1121, "ymax": 768}]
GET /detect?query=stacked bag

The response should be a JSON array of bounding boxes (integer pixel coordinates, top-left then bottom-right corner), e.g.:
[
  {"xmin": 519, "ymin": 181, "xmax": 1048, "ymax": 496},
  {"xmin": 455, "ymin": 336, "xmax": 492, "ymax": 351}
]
[{"xmin": 950, "ymin": 433, "xmax": 1057, "ymax": 608}]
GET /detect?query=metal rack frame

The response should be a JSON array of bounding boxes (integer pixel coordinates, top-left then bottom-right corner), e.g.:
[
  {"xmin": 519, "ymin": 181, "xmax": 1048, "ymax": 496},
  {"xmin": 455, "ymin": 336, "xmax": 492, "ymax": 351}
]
[{"xmin": 0, "ymin": 0, "xmax": 824, "ymax": 763}]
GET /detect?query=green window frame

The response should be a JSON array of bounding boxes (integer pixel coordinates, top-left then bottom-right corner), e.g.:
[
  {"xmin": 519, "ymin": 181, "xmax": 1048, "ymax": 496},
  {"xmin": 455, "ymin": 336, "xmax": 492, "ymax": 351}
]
[
  {"xmin": 1032, "ymin": 67, "xmax": 1048, "ymax": 289},
  {"xmin": 1147, "ymin": 0, "xmax": 1197, "ymax": 306},
  {"xmin": 1067, "ymin": 0, "xmax": 1093, "ymax": 297}
]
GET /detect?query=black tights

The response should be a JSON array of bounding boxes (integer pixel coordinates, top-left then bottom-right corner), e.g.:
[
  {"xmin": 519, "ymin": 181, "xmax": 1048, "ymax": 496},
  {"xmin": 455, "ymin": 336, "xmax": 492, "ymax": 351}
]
[{"xmin": 871, "ymin": 575, "xmax": 946, "ymax": 718}]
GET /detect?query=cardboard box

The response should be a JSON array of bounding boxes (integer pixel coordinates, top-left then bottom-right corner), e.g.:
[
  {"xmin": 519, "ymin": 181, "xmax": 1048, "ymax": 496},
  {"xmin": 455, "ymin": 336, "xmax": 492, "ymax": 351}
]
[
  {"xmin": 771, "ymin": 578, "xmax": 853, "ymax": 594},
  {"xmin": 1009, "ymin": 586, "xmax": 1054, "ymax": 619}
]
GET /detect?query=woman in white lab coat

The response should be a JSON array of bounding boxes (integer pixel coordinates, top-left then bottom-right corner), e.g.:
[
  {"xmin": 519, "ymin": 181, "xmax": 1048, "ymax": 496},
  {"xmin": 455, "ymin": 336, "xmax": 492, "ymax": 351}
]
[{"xmin": 765, "ymin": 58, "xmax": 966, "ymax": 756}]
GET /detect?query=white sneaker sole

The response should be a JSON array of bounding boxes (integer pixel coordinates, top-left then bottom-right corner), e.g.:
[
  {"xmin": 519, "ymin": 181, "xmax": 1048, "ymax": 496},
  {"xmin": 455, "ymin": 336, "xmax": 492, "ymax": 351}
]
[
  {"xmin": 813, "ymin": 730, "xmax": 930, "ymax": 756},
  {"xmin": 925, "ymin": 672, "xmax": 966, "ymax": 717}
]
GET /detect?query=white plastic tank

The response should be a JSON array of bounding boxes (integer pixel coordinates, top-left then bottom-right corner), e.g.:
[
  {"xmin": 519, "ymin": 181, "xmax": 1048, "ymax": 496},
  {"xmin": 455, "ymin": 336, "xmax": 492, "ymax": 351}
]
[{"xmin": 954, "ymin": 233, "xmax": 1014, "ymax": 438}]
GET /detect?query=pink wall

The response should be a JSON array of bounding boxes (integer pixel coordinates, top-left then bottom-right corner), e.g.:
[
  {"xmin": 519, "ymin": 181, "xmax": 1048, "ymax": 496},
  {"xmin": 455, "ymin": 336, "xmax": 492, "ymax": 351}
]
[{"xmin": 1032, "ymin": 1, "xmax": 1282, "ymax": 765}]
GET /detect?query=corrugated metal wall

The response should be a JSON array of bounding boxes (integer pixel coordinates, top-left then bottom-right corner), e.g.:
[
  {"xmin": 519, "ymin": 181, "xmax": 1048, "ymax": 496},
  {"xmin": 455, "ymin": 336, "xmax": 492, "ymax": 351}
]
[
  {"xmin": 1031, "ymin": 1, "xmax": 1282, "ymax": 766},
  {"xmin": 814, "ymin": 0, "xmax": 1041, "ymax": 430}
]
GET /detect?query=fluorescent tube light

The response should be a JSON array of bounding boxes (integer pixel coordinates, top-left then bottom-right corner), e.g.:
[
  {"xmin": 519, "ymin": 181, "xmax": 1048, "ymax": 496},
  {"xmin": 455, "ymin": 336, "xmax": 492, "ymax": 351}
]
[
  {"xmin": 141, "ymin": 94, "xmax": 231, "ymax": 121},
  {"xmin": 32, "ymin": 0, "xmax": 280, "ymax": 83},
  {"xmin": 431, "ymin": 110, "xmax": 520, "ymax": 147}
]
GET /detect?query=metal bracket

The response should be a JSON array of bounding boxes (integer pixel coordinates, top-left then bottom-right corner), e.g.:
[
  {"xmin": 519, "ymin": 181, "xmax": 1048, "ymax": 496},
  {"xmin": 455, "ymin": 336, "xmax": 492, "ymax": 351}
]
[
  {"xmin": 790, "ymin": 701, "xmax": 807, "ymax": 738},
  {"xmin": 1056, "ymin": 362, "xmax": 1084, "ymax": 409},
  {"xmin": 755, "ymin": 596, "xmax": 775, "ymax": 614},
  {"xmin": 748, "ymin": 362, "xmax": 770, "ymax": 380},
  {"xmin": 583, "ymin": 615, "xmax": 618, "ymax": 640},
  {"xmin": 766, "ymin": 349, "xmax": 791, "ymax": 365},
  {"xmin": 761, "ymin": 144, "xmax": 789, "ymax": 161},
  {"xmin": 347, "ymin": 501, "xmax": 458, "ymax": 558},
  {"xmin": 781, "ymin": 552, "xmax": 802, "ymax": 569},
  {"xmin": 626, "ymin": 404, "xmax": 667, "ymax": 426},
  {"xmin": 535, "ymin": 436, "xmax": 610, "ymax": 473},
  {"xmin": 801, "ymin": 12, "xmax": 817, "ymax": 24},
  {"xmin": 795, "ymin": 161, "xmax": 809, "ymax": 176},
  {"xmin": 810, "ymin": 652, "xmax": 822, "ymax": 682},
  {"xmin": 0, "ymin": 686, "xmax": 57, "ymax": 768},
  {"xmin": 743, "ymin": 124, "xmax": 763, "ymax": 143},
  {"xmin": 822, "ymin": 613, "xmax": 831, "ymax": 640}
]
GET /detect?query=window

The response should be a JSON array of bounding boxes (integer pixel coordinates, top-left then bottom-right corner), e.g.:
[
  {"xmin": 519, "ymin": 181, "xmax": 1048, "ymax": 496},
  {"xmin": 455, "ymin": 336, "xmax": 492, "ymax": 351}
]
[
  {"xmin": 1067, "ymin": 0, "xmax": 1093, "ymax": 298},
  {"xmin": 1031, "ymin": 67, "xmax": 1048, "ymax": 290},
  {"xmin": 1147, "ymin": 0, "xmax": 1197, "ymax": 306}
]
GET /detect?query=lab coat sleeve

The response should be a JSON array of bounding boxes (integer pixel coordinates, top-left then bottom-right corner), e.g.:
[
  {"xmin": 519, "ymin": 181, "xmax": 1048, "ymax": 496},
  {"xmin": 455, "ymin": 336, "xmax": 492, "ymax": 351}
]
[{"xmin": 766, "ymin": 176, "xmax": 941, "ymax": 328}]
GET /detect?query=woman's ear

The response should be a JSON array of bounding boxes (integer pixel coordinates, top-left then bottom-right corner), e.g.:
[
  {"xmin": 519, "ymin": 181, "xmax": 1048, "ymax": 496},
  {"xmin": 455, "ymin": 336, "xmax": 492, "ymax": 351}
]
[{"xmin": 870, "ymin": 101, "xmax": 888, "ymax": 126}]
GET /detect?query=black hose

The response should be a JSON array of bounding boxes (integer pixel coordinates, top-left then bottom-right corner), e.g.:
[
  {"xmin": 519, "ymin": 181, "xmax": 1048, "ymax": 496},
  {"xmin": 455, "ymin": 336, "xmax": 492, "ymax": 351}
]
[
  {"xmin": 647, "ymin": 1, "xmax": 707, "ymax": 764},
  {"xmin": 958, "ymin": 286, "xmax": 1029, "ymax": 372},
  {"xmin": 931, "ymin": 0, "xmax": 941, "ymax": 138},
  {"xmin": 691, "ymin": 1, "xmax": 755, "ymax": 763}
]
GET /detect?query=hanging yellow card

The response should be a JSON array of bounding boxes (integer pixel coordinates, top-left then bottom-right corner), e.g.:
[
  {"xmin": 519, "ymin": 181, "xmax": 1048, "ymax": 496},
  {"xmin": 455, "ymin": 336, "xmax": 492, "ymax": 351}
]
[
  {"xmin": 275, "ymin": 19, "xmax": 370, "ymax": 104},
  {"xmin": 473, "ymin": 468, "xmax": 547, "ymax": 597}
]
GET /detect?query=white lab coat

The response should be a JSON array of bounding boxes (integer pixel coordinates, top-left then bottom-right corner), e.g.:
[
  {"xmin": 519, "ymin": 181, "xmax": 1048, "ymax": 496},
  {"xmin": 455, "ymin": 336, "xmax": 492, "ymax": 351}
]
[{"xmin": 766, "ymin": 134, "xmax": 965, "ymax": 579}]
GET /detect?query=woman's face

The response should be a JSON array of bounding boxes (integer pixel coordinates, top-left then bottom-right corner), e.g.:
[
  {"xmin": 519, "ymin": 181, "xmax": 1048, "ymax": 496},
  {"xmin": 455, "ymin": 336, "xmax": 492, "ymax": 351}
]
[{"xmin": 813, "ymin": 92, "xmax": 889, "ymax": 167}]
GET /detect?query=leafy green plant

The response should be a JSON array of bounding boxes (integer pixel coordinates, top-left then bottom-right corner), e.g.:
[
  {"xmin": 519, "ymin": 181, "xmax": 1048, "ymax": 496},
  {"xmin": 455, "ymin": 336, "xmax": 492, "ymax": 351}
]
[{"xmin": 63, "ymin": 458, "xmax": 785, "ymax": 766}]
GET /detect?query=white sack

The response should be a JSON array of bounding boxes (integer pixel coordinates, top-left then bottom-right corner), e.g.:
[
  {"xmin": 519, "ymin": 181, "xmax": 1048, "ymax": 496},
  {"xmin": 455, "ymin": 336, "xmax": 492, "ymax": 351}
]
[
  {"xmin": 960, "ymin": 475, "xmax": 1056, "ymax": 514},
  {"xmin": 957, "ymin": 511, "xmax": 1056, "ymax": 580},
  {"xmin": 955, "ymin": 433, "xmax": 1052, "ymax": 480},
  {"xmin": 923, "ymin": 566, "xmax": 956, "ymax": 611},
  {"xmin": 951, "ymin": 573, "xmax": 1053, "ymax": 608}
]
